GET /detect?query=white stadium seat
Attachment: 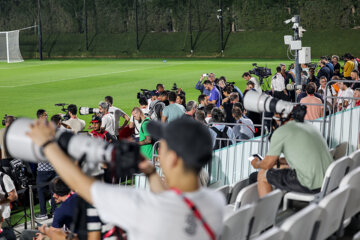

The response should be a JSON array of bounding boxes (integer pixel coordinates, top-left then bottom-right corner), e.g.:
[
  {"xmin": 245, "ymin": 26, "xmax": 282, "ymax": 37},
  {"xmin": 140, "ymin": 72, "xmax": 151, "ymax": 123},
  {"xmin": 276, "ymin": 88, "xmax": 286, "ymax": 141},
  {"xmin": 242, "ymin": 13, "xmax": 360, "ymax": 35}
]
[
  {"xmin": 254, "ymin": 227, "xmax": 286, "ymax": 240},
  {"xmin": 349, "ymin": 149, "xmax": 360, "ymax": 169},
  {"xmin": 233, "ymin": 183, "xmax": 259, "ymax": 210},
  {"xmin": 332, "ymin": 141, "xmax": 348, "ymax": 160},
  {"xmin": 283, "ymin": 156, "xmax": 352, "ymax": 210},
  {"xmin": 221, "ymin": 204, "xmax": 255, "ymax": 240},
  {"xmin": 229, "ymin": 178, "xmax": 249, "ymax": 204},
  {"xmin": 216, "ymin": 185, "xmax": 231, "ymax": 203}
]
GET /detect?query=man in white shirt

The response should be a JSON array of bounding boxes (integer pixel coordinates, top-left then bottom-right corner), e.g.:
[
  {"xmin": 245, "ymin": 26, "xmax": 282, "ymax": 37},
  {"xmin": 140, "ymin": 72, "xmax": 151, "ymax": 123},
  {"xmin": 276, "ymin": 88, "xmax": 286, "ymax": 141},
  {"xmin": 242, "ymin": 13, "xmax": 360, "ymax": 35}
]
[
  {"xmin": 27, "ymin": 117, "xmax": 225, "ymax": 240},
  {"xmin": 232, "ymin": 106, "xmax": 255, "ymax": 140},
  {"xmin": 62, "ymin": 104, "xmax": 85, "ymax": 133},
  {"xmin": 271, "ymin": 67, "xmax": 288, "ymax": 101},
  {"xmin": 99, "ymin": 101, "xmax": 116, "ymax": 137},
  {"xmin": 242, "ymin": 72, "xmax": 261, "ymax": 93},
  {"xmin": 337, "ymin": 82, "xmax": 354, "ymax": 111},
  {"xmin": 105, "ymin": 96, "xmax": 130, "ymax": 138},
  {"xmin": 0, "ymin": 172, "xmax": 18, "ymax": 223},
  {"xmin": 129, "ymin": 96, "xmax": 150, "ymax": 141}
]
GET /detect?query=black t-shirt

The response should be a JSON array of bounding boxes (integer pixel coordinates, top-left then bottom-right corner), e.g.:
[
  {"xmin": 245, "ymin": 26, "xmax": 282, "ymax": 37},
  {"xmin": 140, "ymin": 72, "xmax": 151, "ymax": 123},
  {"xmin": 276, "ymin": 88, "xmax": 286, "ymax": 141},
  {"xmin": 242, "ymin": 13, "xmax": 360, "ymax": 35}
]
[
  {"xmin": 222, "ymin": 102, "xmax": 235, "ymax": 123},
  {"xmin": 333, "ymin": 62, "xmax": 341, "ymax": 76}
]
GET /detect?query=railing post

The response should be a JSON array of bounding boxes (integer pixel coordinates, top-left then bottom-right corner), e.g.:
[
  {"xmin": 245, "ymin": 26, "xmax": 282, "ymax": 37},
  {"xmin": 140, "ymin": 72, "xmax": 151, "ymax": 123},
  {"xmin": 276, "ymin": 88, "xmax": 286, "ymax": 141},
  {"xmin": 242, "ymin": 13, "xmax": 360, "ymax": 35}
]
[{"xmin": 28, "ymin": 185, "xmax": 36, "ymax": 229}]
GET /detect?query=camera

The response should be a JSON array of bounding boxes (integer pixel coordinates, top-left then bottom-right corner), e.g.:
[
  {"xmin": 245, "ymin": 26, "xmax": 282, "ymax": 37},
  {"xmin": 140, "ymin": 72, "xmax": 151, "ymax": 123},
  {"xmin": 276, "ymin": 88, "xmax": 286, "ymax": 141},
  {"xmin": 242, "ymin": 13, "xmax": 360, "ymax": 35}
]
[
  {"xmin": 79, "ymin": 107, "xmax": 100, "ymax": 115},
  {"xmin": 244, "ymin": 90, "xmax": 294, "ymax": 118},
  {"xmin": 10, "ymin": 159, "xmax": 30, "ymax": 188},
  {"xmin": 307, "ymin": 63, "xmax": 318, "ymax": 69},
  {"xmin": 4, "ymin": 118, "xmax": 141, "ymax": 178},
  {"xmin": 137, "ymin": 89, "xmax": 156, "ymax": 99},
  {"xmin": 249, "ymin": 63, "xmax": 272, "ymax": 85},
  {"xmin": 202, "ymin": 73, "xmax": 209, "ymax": 77},
  {"xmin": 2, "ymin": 114, "xmax": 7, "ymax": 126},
  {"xmin": 171, "ymin": 83, "xmax": 178, "ymax": 91},
  {"xmin": 55, "ymin": 103, "xmax": 70, "ymax": 121}
]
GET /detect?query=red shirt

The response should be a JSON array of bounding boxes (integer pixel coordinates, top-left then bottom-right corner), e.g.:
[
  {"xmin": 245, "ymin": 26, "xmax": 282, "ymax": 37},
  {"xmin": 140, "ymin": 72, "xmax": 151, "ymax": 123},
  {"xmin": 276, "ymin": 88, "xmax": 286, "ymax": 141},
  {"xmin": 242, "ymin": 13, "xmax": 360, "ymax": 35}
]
[
  {"xmin": 356, "ymin": 100, "xmax": 360, "ymax": 107},
  {"xmin": 91, "ymin": 130, "xmax": 108, "ymax": 141}
]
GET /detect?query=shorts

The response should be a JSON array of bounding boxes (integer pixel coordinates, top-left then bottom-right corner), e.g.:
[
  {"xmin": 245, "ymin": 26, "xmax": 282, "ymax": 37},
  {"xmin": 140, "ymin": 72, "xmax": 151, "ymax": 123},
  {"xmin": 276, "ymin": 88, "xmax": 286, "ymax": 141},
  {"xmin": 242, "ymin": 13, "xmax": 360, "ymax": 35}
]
[{"xmin": 266, "ymin": 168, "xmax": 320, "ymax": 194}]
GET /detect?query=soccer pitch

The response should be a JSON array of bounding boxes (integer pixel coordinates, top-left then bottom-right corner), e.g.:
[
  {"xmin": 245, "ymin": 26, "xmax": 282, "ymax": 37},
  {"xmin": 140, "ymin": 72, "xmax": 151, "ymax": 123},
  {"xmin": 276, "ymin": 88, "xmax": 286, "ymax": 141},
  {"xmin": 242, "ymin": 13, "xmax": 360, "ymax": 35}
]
[{"xmin": 0, "ymin": 58, "xmax": 292, "ymax": 127}]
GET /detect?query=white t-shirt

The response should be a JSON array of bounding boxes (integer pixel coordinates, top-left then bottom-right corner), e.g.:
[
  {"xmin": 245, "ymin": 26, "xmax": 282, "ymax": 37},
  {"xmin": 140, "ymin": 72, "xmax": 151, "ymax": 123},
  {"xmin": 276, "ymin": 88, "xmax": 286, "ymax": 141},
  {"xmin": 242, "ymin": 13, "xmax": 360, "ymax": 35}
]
[
  {"xmin": 0, "ymin": 173, "xmax": 15, "ymax": 218},
  {"xmin": 249, "ymin": 77, "xmax": 262, "ymax": 93},
  {"xmin": 62, "ymin": 118, "xmax": 85, "ymax": 133},
  {"xmin": 109, "ymin": 106, "xmax": 126, "ymax": 136},
  {"xmin": 101, "ymin": 113, "xmax": 116, "ymax": 136},
  {"xmin": 271, "ymin": 73, "xmax": 285, "ymax": 91},
  {"xmin": 338, "ymin": 88, "xmax": 354, "ymax": 110},
  {"xmin": 130, "ymin": 108, "xmax": 149, "ymax": 138},
  {"xmin": 91, "ymin": 182, "xmax": 225, "ymax": 240}
]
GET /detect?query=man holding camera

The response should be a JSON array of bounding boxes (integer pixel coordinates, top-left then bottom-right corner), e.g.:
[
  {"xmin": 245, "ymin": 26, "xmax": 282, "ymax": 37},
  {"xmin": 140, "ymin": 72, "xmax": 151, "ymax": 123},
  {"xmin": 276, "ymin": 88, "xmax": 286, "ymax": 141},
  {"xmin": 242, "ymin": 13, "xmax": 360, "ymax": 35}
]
[
  {"xmin": 62, "ymin": 104, "xmax": 85, "ymax": 133},
  {"xmin": 26, "ymin": 117, "xmax": 225, "ymax": 240},
  {"xmin": 98, "ymin": 101, "xmax": 116, "ymax": 137},
  {"xmin": 242, "ymin": 72, "xmax": 261, "ymax": 93},
  {"xmin": 195, "ymin": 73, "xmax": 215, "ymax": 95}
]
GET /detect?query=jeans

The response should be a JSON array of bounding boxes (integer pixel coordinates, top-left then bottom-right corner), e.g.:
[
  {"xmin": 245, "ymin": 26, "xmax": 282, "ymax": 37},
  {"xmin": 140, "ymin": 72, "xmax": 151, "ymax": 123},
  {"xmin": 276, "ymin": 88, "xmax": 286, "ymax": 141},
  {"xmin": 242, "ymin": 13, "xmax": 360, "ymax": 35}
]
[{"xmin": 36, "ymin": 171, "xmax": 57, "ymax": 215}]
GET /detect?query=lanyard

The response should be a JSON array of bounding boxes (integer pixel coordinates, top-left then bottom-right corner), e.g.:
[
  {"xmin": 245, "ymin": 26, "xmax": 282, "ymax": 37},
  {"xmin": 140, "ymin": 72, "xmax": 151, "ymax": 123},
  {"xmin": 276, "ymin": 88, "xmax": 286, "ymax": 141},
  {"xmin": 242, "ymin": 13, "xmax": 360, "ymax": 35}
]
[{"xmin": 171, "ymin": 188, "xmax": 216, "ymax": 240}]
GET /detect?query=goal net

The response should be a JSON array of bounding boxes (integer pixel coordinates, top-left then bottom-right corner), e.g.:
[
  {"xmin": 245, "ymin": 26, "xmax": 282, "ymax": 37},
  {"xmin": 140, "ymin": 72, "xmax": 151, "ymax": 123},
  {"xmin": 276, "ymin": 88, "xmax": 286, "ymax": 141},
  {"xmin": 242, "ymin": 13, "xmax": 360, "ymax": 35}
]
[{"xmin": 0, "ymin": 30, "xmax": 23, "ymax": 63}]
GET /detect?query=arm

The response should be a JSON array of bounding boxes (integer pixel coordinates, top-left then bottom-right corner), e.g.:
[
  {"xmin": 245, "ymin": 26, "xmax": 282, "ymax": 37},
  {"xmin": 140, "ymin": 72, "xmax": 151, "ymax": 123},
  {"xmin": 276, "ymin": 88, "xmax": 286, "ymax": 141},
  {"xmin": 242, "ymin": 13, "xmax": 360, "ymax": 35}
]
[
  {"xmin": 139, "ymin": 136, "xmax": 151, "ymax": 146},
  {"xmin": 0, "ymin": 189, "xmax": 17, "ymax": 205},
  {"xmin": 119, "ymin": 114, "xmax": 130, "ymax": 129},
  {"xmin": 138, "ymin": 160, "xmax": 167, "ymax": 193},
  {"xmin": 251, "ymin": 155, "xmax": 279, "ymax": 170},
  {"xmin": 161, "ymin": 115, "xmax": 167, "ymax": 123},
  {"xmin": 195, "ymin": 76, "xmax": 205, "ymax": 90}
]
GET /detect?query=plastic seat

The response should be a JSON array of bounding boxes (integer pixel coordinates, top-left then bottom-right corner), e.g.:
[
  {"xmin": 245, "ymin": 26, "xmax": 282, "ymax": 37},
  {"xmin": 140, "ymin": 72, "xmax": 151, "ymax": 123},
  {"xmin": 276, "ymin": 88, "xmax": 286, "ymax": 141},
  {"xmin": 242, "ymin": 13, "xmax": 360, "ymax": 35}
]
[
  {"xmin": 216, "ymin": 185, "xmax": 231, "ymax": 203},
  {"xmin": 221, "ymin": 204, "xmax": 255, "ymax": 240},
  {"xmin": 333, "ymin": 142, "xmax": 348, "ymax": 160},
  {"xmin": 254, "ymin": 227, "xmax": 286, "ymax": 240},
  {"xmin": 229, "ymin": 178, "xmax": 249, "ymax": 204},
  {"xmin": 339, "ymin": 167, "xmax": 360, "ymax": 224},
  {"xmin": 349, "ymin": 149, "xmax": 360, "ymax": 169},
  {"xmin": 234, "ymin": 183, "xmax": 259, "ymax": 210},
  {"xmin": 316, "ymin": 187, "xmax": 350, "ymax": 240},
  {"xmin": 283, "ymin": 156, "xmax": 352, "ymax": 210},
  {"xmin": 248, "ymin": 189, "xmax": 283, "ymax": 238},
  {"xmin": 280, "ymin": 204, "xmax": 322, "ymax": 240}
]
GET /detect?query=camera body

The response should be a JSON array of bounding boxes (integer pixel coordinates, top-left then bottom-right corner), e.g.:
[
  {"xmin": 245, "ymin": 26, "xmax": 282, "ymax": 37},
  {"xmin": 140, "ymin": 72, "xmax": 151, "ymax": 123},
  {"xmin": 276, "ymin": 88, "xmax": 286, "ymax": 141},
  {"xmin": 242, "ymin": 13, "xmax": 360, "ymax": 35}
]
[
  {"xmin": 137, "ymin": 89, "xmax": 156, "ymax": 99},
  {"xmin": 249, "ymin": 63, "xmax": 272, "ymax": 84},
  {"xmin": 2, "ymin": 114, "xmax": 7, "ymax": 126},
  {"xmin": 55, "ymin": 103, "xmax": 70, "ymax": 121},
  {"xmin": 10, "ymin": 159, "xmax": 29, "ymax": 188}
]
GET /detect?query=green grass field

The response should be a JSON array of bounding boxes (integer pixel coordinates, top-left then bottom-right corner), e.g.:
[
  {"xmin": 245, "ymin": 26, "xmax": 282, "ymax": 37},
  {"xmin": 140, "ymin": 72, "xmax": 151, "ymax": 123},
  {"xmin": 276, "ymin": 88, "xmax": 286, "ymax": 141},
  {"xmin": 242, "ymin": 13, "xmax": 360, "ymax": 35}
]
[{"xmin": 0, "ymin": 58, "xmax": 293, "ymax": 128}]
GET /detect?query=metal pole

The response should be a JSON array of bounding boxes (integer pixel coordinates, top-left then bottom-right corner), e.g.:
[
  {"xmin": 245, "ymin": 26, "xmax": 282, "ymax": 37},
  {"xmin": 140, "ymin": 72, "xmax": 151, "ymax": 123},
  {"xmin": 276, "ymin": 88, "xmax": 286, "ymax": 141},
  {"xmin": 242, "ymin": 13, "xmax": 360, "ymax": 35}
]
[
  {"xmin": 84, "ymin": 0, "xmax": 88, "ymax": 51},
  {"xmin": 135, "ymin": 0, "xmax": 139, "ymax": 51},
  {"xmin": 219, "ymin": 0, "xmax": 224, "ymax": 53},
  {"xmin": 29, "ymin": 185, "xmax": 36, "ymax": 229},
  {"xmin": 293, "ymin": 15, "xmax": 301, "ymax": 85},
  {"xmin": 37, "ymin": 0, "xmax": 43, "ymax": 60},
  {"xmin": 189, "ymin": 0, "xmax": 193, "ymax": 54}
]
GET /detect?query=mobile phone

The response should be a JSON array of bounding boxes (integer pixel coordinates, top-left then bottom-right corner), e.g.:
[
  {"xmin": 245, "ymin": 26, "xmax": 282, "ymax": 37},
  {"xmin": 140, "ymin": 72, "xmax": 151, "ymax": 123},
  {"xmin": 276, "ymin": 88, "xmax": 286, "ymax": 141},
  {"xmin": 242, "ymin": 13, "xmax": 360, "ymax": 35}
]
[
  {"xmin": 202, "ymin": 73, "xmax": 208, "ymax": 77},
  {"xmin": 248, "ymin": 154, "xmax": 263, "ymax": 162}
]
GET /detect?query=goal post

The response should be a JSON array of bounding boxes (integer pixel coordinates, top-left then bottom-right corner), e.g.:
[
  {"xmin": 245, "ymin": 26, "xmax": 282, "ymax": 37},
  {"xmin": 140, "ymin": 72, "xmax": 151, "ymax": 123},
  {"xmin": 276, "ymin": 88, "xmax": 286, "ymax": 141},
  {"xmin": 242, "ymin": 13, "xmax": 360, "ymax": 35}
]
[{"xmin": 0, "ymin": 26, "xmax": 37, "ymax": 63}]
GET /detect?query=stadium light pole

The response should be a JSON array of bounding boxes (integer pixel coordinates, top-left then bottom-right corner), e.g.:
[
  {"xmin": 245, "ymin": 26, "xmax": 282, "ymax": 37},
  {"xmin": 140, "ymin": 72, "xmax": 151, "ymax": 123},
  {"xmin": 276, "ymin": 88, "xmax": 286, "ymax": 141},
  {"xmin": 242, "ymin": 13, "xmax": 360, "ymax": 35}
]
[
  {"xmin": 135, "ymin": 0, "xmax": 139, "ymax": 51},
  {"xmin": 37, "ymin": 0, "xmax": 43, "ymax": 60},
  {"xmin": 189, "ymin": 0, "xmax": 193, "ymax": 54},
  {"xmin": 218, "ymin": 0, "xmax": 224, "ymax": 54},
  {"xmin": 83, "ymin": 0, "xmax": 88, "ymax": 51}
]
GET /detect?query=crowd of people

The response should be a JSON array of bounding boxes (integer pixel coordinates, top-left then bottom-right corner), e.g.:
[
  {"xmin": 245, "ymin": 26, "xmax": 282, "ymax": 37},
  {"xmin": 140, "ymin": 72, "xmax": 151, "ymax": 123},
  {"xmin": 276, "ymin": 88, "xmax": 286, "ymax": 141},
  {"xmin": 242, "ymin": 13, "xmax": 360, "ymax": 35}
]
[{"xmin": 0, "ymin": 53, "xmax": 359, "ymax": 239}]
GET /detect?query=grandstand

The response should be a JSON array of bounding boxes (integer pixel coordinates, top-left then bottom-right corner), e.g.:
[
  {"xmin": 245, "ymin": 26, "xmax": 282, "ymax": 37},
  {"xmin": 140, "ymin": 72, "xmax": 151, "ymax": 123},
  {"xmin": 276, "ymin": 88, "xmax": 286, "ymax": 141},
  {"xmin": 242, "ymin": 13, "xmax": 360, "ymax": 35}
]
[{"xmin": 0, "ymin": 1, "xmax": 360, "ymax": 240}]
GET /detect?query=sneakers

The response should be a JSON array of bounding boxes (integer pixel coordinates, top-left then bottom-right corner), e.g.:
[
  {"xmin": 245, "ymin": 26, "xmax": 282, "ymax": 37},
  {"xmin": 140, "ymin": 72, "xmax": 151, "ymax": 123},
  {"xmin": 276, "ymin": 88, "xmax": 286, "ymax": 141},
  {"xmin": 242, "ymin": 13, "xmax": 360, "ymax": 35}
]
[{"xmin": 35, "ymin": 214, "xmax": 48, "ymax": 220}]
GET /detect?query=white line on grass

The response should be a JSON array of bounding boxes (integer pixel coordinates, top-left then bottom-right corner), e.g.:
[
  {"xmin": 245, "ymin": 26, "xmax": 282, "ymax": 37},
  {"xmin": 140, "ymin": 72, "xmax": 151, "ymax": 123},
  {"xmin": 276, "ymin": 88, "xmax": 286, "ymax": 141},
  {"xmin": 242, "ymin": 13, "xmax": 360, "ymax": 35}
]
[
  {"xmin": 0, "ymin": 62, "xmax": 61, "ymax": 70},
  {"xmin": 0, "ymin": 63, "xmax": 184, "ymax": 88}
]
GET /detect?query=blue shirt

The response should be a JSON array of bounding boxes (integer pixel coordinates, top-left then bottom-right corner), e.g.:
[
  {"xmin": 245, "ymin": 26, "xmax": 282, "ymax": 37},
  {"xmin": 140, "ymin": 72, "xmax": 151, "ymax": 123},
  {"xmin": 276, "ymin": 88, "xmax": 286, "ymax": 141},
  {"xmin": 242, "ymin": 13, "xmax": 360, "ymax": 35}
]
[
  {"xmin": 195, "ymin": 80, "xmax": 211, "ymax": 96},
  {"xmin": 209, "ymin": 87, "xmax": 221, "ymax": 107},
  {"xmin": 52, "ymin": 194, "xmax": 77, "ymax": 229}
]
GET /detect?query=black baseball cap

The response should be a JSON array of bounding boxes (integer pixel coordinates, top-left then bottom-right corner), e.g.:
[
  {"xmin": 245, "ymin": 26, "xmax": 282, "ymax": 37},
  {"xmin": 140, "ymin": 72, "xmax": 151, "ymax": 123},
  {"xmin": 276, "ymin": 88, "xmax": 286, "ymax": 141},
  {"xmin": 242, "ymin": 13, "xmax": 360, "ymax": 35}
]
[
  {"xmin": 147, "ymin": 117, "xmax": 213, "ymax": 173},
  {"xmin": 91, "ymin": 115, "xmax": 102, "ymax": 123}
]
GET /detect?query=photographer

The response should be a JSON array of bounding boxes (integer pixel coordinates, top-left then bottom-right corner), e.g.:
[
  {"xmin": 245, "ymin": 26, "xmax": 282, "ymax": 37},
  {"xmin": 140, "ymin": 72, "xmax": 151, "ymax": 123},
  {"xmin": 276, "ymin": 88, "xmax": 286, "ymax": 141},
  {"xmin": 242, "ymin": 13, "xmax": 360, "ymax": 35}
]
[
  {"xmin": 129, "ymin": 97, "xmax": 150, "ymax": 142},
  {"xmin": 0, "ymin": 171, "xmax": 17, "ymax": 240},
  {"xmin": 62, "ymin": 104, "xmax": 85, "ymax": 133},
  {"xmin": 131, "ymin": 107, "xmax": 153, "ymax": 160},
  {"xmin": 250, "ymin": 106, "xmax": 332, "ymax": 197},
  {"xmin": 105, "ymin": 96, "xmax": 130, "ymax": 139},
  {"xmin": 242, "ymin": 72, "xmax": 261, "ymax": 93},
  {"xmin": 98, "ymin": 101, "xmax": 116, "ymax": 137},
  {"xmin": 0, "ymin": 116, "xmax": 16, "ymax": 165},
  {"xmin": 271, "ymin": 67, "xmax": 288, "ymax": 101},
  {"xmin": 89, "ymin": 116, "xmax": 116, "ymax": 142},
  {"xmin": 26, "ymin": 117, "xmax": 225, "ymax": 240},
  {"xmin": 36, "ymin": 109, "xmax": 48, "ymax": 121},
  {"xmin": 195, "ymin": 73, "xmax": 215, "ymax": 95}
]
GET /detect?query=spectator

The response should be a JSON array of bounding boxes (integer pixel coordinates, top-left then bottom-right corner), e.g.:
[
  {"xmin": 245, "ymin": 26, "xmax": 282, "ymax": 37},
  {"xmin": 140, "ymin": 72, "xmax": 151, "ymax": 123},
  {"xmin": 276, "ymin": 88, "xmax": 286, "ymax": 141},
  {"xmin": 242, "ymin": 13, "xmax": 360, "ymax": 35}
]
[
  {"xmin": 354, "ymin": 88, "xmax": 360, "ymax": 107},
  {"xmin": 204, "ymin": 80, "xmax": 221, "ymax": 107},
  {"xmin": 89, "ymin": 115, "xmax": 115, "ymax": 142},
  {"xmin": 184, "ymin": 100, "xmax": 197, "ymax": 118},
  {"xmin": 332, "ymin": 55, "xmax": 341, "ymax": 76},
  {"xmin": 271, "ymin": 66, "xmax": 288, "ymax": 101},
  {"xmin": 232, "ymin": 106, "xmax": 255, "ymax": 140},
  {"xmin": 21, "ymin": 177, "xmax": 101, "ymax": 240},
  {"xmin": 195, "ymin": 73, "xmax": 215, "ymax": 95},
  {"xmin": 300, "ymin": 83, "xmax": 324, "ymax": 120},
  {"xmin": 62, "ymin": 104, "xmax": 85, "ymax": 133},
  {"xmin": 176, "ymin": 93, "xmax": 186, "ymax": 109},
  {"xmin": 300, "ymin": 71, "xmax": 308, "ymax": 86},
  {"xmin": 204, "ymin": 104, "xmax": 215, "ymax": 123},
  {"xmin": 250, "ymin": 106, "xmax": 332, "ymax": 197},
  {"xmin": 148, "ymin": 94, "xmax": 166, "ymax": 121},
  {"xmin": 222, "ymin": 92, "xmax": 239, "ymax": 123},
  {"xmin": 195, "ymin": 110, "xmax": 206, "ymax": 124},
  {"xmin": 98, "ymin": 101, "xmax": 116, "ymax": 137},
  {"xmin": 209, "ymin": 107, "xmax": 236, "ymax": 149},
  {"xmin": 242, "ymin": 72, "xmax": 261, "ymax": 92},
  {"xmin": 317, "ymin": 60, "xmax": 331, "ymax": 81},
  {"xmin": 317, "ymin": 76, "xmax": 336, "ymax": 110},
  {"xmin": 105, "ymin": 96, "xmax": 130, "ymax": 138},
  {"xmin": 0, "ymin": 116, "xmax": 15, "ymax": 164},
  {"xmin": 321, "ymin": 56, "xmax": 334, "ymax": 77},
  {"xmin": 221, "ymin": 85, "xmax": 233, "ymax": 105},
  {"xmin": 350, "ymin": 55, "xmax": 359, "ymax": 72},
  {"xmin": 50, "ymin": 114, "xmax": 67, "ymax": 130},
  {"xmin": 161, "ymin": 92, "xmax": 185, "ymax": 123},
  {"xmin": 36, "ymin": 109, "xmax": 48, "ymax": 121},
  {"xmin": 156, "ymin": 83, "xmax": 165, "ymax": 94},
  {"xmin": 280, "ymin": 63, "xmax": 295, "ymax": 87},
  {"xmin": 337, "ymin": 81, "xmax": 354, "ymax": 111},
  {"xmin": 129, "ymin": 96, "xmax": 150, "ymax": 141},
  {"xmin": 243, "ymin": 81, "xmax": 255, "ymax": 96},
  {"xmin": 297, "ymin": 82, "xmax": 324, "ymax": 103},
  {"xmin": 159, "ymin": 91, "xmax": 169, "ymax": 106},
  {"xmin": 132, "ymin": 107, "xmax": 153, "ymax": 159},
  {"xmin": 307, "ymin": 68, "xmax": 319, "ymax": 88},
  {"xmin": 350, "ymin": 70, "xmax": 360, "ymax": 90},
  {"xmin": 0, "ymin": 171, "xmax": 18, "ymax": 233},
  {"xmin": 198, "ymin": 94, "xmax": 207, "ymax": 111},
  {"xmin": 344, "ymin": 53, "xmax": 355, "ymax": 80},
  {"xmin": 26, "ymin": 118, "xmax": 226, "ymax": 240}
]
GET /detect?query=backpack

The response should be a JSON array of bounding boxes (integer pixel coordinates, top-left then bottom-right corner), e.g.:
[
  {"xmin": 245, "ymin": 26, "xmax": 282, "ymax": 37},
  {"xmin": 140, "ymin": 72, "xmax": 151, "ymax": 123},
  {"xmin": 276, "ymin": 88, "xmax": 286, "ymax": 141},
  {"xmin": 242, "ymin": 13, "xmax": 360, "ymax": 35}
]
[
  {"xmin": 148, "ymin": 100, "xmax": 165, "ymax": 120},
  {"xmin": 211, "ymin": 126, "xmax": 233, "ymax": 150}
]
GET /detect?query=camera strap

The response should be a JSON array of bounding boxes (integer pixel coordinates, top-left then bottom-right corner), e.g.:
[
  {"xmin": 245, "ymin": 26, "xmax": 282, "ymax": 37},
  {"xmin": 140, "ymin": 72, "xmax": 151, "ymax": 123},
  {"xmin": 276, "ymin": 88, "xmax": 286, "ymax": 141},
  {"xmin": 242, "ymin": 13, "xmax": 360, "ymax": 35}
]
[
  {"xmin": 171, "ymin": 187, "xmax": 216, "ymax": 240},
  {"xmin": 0, "ymin": 173, "xmax": 7, "ymax": 199}
]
